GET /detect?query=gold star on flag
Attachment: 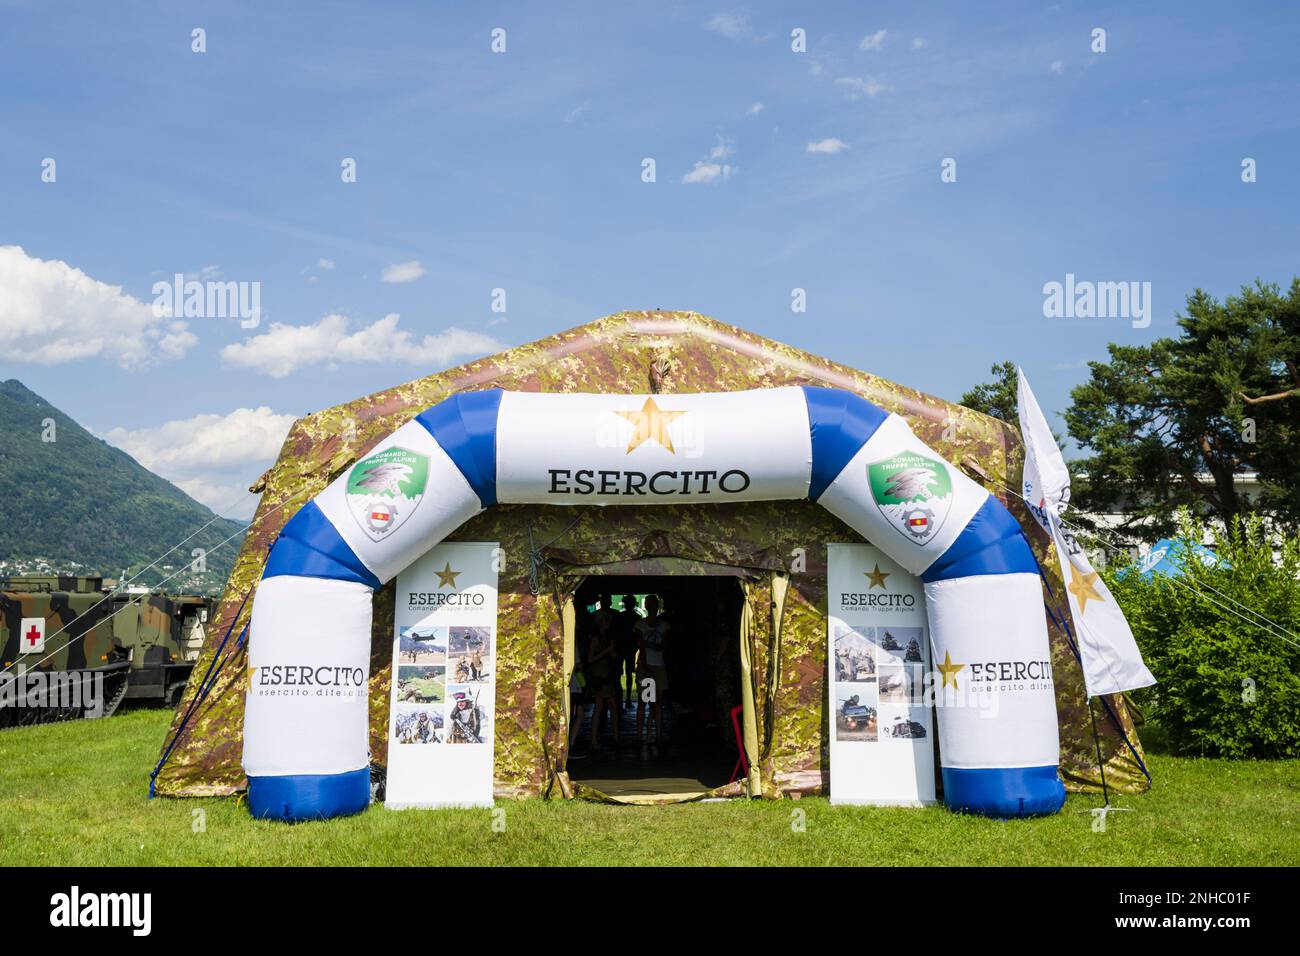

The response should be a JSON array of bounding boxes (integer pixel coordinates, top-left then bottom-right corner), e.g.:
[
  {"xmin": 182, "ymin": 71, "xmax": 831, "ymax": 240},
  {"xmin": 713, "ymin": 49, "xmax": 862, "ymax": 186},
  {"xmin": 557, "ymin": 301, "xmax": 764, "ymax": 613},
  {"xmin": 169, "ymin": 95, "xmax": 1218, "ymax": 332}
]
[
  {"xmin": 937, "ymin": 650, "xmax": 965, "ymax": 689},
  {"xmin": 614, "ymin": 397, "xmax": 686, "ymax": 454},
  {"xmin": 435, "ymin": 562, "xmax": 461, "ymax": 589},
  {"xmin": 1066, "ymin": 564, "xmax": 1103, "ymax": 615},
  {"xmin": 864, "ymin": 563, "xmax": 890, "ymax": 589}
]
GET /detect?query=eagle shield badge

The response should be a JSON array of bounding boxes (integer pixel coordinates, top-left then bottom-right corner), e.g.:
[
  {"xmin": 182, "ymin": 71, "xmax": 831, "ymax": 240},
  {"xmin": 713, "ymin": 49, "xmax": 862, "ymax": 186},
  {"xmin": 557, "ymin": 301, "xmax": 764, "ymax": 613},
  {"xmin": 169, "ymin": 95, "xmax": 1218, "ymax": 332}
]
[
  {"xmin": 345, "ymin": 447, "xmax": 429, "ymax": 541},
  {"xmin": 867, "ymin": 452, "xmax": 953, "ymax": 546}
]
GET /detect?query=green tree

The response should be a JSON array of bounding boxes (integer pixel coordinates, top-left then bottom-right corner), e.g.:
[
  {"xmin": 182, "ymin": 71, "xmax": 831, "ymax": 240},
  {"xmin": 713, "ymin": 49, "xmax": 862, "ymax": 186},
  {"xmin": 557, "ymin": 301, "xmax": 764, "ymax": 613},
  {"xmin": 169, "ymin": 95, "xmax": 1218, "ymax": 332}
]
[
  {"xmin": 1066, "ymin": 279, "xmax": 1300, "ymax": 539},
  {"xmin": 960, "ymin": 359, "xmax": 1069, "ymax": 457},
  {"xmin": 1105, "ymin": 514, "xmax": 1300, "ymax": 759},
  {"xmin": 959, "ymin": 360, "xmax": 1019, "ymax": 422}
]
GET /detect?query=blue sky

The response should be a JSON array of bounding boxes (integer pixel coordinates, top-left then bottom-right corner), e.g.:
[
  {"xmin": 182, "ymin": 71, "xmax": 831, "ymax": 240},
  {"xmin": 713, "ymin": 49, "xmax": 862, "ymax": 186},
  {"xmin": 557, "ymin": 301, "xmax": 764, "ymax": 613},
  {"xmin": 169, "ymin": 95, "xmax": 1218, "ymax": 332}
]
[{"xmin": 2, "ymin": 1, "xmax": 1297, "ymax": 517}]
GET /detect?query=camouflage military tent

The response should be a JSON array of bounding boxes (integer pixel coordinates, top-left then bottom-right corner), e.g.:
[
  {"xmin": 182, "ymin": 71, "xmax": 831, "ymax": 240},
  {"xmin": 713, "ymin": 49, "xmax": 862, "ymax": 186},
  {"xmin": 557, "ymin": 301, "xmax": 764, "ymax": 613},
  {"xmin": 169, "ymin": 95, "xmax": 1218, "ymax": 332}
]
[{"xmin": 153, "ymin": 311, "xmax": 1149, "ymax": 803}]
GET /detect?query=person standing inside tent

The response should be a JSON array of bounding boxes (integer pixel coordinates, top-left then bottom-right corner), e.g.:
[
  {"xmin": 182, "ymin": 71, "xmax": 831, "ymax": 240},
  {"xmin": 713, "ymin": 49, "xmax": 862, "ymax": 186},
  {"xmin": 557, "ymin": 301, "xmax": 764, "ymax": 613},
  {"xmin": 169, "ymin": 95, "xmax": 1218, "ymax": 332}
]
[
  {"xmin": 614, "ymin": 596, "xmax": 639, "ymax": 709},
  {"xmin": 635, "ymin": 594, "xmax": 672, "ymax": 758},
  {"xmin": 585, "ymin": 595, "xmax": 622, "ymax": 754}
]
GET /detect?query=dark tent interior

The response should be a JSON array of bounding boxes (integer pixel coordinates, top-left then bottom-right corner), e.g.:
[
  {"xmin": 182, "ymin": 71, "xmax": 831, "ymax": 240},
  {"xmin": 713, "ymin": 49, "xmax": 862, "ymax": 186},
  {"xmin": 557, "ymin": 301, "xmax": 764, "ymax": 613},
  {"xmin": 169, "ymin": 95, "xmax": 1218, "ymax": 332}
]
[{"xmin": 566, "ymin": 575, "xmax": 746, "ymax": 798}]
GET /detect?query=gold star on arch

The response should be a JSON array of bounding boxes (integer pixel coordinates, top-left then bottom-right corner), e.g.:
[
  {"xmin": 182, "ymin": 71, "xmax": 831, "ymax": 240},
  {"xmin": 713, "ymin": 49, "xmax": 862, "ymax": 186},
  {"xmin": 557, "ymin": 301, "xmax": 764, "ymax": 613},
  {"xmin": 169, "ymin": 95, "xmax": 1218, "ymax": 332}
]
[
  {"xmin": 614, "ymin": 397, "xmax": 686, "ymax": 454},
  {"xmin": 435, "ymin": 563, "xmax": 461, "ymax": 589},
  {"xmin": 937, "ymin": 650, "xmax": 965, "ymax": 689},
  {"xmin": 1066, "ymin": 564, "xmax": 1103, "ymax": 615},
  {"xmin": 864, "ymin": 564, "xmax": 890, "ymax": 589}
]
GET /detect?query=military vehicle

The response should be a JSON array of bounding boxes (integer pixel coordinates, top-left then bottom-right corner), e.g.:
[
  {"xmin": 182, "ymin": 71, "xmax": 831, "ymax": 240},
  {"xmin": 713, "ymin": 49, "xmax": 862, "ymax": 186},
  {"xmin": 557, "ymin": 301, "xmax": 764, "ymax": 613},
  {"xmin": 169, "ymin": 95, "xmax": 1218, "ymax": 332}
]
[
  {"xmin": 885, "ymin": 716, "xmax": 927, "ymax": 739},
  {"xmin": 878, "ymin": 673, "xmax": 906, "ymax": 698},
  {"xmin": 0, "ymin": 575, "xmax": 211, "ymax": 727},
  {"xmin": 837, "ymin": 695, "xmax": 876, "ymax": 732}
]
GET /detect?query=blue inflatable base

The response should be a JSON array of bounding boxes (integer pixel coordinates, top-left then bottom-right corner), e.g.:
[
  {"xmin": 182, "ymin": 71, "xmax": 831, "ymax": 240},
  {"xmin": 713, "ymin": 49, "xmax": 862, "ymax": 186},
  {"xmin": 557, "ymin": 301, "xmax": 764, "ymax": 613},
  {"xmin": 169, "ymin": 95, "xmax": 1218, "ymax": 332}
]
[
  {"xmin": 247, "ymin": 769, "xmax": 370, "ymax": 822},
  {"xmin": 942, "ymin": 765, "xmax": 1066, "ymax": 818}
]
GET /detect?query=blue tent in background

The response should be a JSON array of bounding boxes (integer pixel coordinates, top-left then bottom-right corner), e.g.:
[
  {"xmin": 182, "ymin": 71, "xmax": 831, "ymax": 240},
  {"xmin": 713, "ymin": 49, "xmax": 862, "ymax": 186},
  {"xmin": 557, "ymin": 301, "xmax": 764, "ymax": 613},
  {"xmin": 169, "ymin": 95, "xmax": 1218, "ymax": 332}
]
[{"xmin": 1125, "ymin": 538, "xmax": 1226, "ymax": 580}]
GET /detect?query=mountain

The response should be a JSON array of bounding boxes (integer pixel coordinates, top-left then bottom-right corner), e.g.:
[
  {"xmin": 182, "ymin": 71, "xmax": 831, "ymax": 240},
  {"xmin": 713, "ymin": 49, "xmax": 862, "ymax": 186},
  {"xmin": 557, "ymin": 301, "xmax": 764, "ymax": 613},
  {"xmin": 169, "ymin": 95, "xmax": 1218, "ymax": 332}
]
[{"xmin": 0, "ymin": 379, "xmax": 246, "ymax": 593}]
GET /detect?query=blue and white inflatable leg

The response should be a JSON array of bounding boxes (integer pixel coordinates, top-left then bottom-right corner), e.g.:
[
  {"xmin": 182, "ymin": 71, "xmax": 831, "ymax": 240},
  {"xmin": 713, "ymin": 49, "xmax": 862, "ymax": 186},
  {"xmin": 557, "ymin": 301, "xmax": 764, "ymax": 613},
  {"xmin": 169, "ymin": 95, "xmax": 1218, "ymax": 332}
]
[
  {"xmin": 243, "ymin": 415, "xmax": 486, "ymax": 821},
  {"xmin": 805, "ymin": 386, "xmax": 1066, "ymax": 818},
  {"xmin": 920, "ymin": 500, "xmax": 1067, "ymax": 817}
]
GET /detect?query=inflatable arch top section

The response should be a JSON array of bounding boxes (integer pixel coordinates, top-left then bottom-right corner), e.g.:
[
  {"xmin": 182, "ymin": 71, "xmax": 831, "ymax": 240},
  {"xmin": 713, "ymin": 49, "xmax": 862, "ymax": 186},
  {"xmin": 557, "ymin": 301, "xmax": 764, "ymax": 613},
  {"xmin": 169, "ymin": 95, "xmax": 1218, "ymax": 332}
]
[{"xmin": 244, "ymin": 386, "xmax": 1066, "ymax": 821}]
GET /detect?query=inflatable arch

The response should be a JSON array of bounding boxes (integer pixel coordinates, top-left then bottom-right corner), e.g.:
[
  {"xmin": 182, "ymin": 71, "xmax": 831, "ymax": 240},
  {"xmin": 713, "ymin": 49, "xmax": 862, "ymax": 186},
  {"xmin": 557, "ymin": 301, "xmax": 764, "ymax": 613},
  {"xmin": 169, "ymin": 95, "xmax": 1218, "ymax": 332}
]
[{"xmin": 244, "ymin": 386, "xmax": 1067, "ymax": 821}]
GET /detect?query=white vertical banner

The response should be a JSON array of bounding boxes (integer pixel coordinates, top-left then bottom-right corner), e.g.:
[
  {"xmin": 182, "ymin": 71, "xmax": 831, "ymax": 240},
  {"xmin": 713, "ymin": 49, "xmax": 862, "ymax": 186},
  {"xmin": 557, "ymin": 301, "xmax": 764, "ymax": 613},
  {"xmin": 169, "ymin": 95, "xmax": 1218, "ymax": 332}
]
[
  {"xmin": 827, "ymin": 543, "xmax": 937, "ymax": 806},
  {"xmin": 386, "ymin": 541, "xmax": 499, "ymax": 809}
]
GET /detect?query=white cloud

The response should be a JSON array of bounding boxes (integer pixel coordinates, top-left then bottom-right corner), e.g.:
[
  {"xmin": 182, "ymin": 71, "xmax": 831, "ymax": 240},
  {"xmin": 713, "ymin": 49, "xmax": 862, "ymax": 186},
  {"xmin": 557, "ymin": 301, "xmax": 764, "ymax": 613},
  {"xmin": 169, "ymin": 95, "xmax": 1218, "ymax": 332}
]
[
  {"xmin": 102, "ymin": 406, "xmax": 297, "ymax": 519},
  {"xmin": 1053, "ymin": 358, "xmax": 1089, "ymax": 371},
  {"xmin": 220, "ymin": 312, "xmax": 503, "ymax": 378},
  {"xmin": 836, "ymin": 75, "xmax": 890, "ymax": 99},
  {"xmin": 859, "ymin": 30, "xmax": 888, "ymax": 51},
  {"xmin": 1050, "ymin": 61, "xmax": 1065, "ymax": 75},
  {"xmin": 806, "ymin": 137, "xmax": 850, "ymax": 155},
  {"xmin": 380, "ymin": 260, "xmax": 426, "ymax": 283},
  {"xmin": 746, "ymin": 102, "xmax": 765, "ymax": 116},
  {"xmin": 316, "ymin": 258, "xmax": 336, "ymax": 270},
  {"xmin": 683, "ymin": 135, "xmax": 738, "ymax": 184},
  {"xmin": 911, "ymin": 37, "xmax": 927, "ymax": 50},
  {"xmin": 0, "ymin": 245, "xmax": 197, "ymax": 369},
  {"xmin": 682, "ymin": 162, "xmax": 734, "ymax": 184},
  {"xmin": 705, "ymin": 12, "xmax": 752, "ymax": 40},
  {"xmin": 708, "ymin": 135, "xmax": 735, "ymax": 160},
  {"xmin": 183, "ymin": 265, "xmax": 222, "ymax": 281}
]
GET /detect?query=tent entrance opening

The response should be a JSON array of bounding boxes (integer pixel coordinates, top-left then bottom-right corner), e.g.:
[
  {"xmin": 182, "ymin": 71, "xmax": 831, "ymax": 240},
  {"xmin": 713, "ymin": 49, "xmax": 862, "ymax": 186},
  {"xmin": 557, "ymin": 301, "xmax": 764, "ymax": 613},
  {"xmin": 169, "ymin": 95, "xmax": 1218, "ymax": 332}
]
[{"xmin": 566, "ymin": 575, "xmax": 746, "ymax": 798}]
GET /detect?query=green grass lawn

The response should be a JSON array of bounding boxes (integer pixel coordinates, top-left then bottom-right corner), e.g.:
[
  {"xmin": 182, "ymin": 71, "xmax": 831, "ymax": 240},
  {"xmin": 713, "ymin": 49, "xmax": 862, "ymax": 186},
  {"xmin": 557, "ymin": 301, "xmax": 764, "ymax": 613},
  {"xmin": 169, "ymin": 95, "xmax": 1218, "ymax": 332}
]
[{"xmin": 1, "ymin": 706, "xmax": 1296, "ymax": 866}]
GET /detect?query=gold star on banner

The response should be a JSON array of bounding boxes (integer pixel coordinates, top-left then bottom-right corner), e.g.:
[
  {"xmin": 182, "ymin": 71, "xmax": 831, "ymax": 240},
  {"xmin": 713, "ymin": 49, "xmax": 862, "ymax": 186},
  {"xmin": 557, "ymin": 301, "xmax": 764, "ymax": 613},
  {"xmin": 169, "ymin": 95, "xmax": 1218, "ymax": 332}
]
[
  {"xmin": 614, "ymin": 397, "xmax": 686, "ymax": 454},
  {"xmin": 937, "ymin": 650, "xmax": 966, "ymax": 689},
  {"xmin": 1066, "ymin": 564, "xmax": 1103, "ymax": 615},
  {"xmin": 435, "ymin": 562, "xmax": 461, "ymax": 589},
  {"xmin": 864, "ymin": 563, "xmax": 890, "ymax": 589}
]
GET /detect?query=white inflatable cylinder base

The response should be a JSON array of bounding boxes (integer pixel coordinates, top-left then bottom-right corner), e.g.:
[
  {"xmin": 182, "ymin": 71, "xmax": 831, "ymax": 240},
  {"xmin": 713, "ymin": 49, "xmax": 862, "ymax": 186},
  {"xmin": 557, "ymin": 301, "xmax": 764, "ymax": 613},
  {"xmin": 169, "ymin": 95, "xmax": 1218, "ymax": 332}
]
[
  {"xmin": 924, "ymin": 573, "xmax": 1066, "ymax": 817},
  {"xmin": 243, "ymin": 576, "xmax": 374, "ymax": 821}
]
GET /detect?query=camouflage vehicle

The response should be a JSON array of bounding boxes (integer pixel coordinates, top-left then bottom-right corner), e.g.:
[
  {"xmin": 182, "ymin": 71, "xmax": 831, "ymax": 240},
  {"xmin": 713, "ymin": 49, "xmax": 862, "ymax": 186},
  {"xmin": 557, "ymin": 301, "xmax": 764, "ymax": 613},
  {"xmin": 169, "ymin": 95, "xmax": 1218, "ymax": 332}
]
[
  {"xmin": 0, "ymin": 574, "xmax": 211, "ymax": 727},
  {"xmin": 837, "ymin": 696, "xmax": 876, "ymax": 732}
]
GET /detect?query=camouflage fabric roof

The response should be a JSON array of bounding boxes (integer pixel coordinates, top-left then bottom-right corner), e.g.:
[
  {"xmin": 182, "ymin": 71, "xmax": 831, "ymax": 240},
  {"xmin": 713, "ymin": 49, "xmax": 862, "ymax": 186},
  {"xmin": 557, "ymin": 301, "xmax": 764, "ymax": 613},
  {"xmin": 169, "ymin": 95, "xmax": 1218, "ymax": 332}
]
[{"xmin": 153, "ymin": 310, "xmax": 1148, "ymax": 799}]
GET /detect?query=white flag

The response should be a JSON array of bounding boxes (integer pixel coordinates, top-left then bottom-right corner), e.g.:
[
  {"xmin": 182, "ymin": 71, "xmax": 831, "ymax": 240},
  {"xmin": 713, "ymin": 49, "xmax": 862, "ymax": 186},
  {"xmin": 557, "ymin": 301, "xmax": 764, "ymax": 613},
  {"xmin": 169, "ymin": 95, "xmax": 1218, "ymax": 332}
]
[
  {"xmin": 1016, "ymin": 370, "xmax": 1155, "ymax": 696},
  {"xmin": 1016, "ymin": 367, "xmax": 1071, "ymax": 532}
]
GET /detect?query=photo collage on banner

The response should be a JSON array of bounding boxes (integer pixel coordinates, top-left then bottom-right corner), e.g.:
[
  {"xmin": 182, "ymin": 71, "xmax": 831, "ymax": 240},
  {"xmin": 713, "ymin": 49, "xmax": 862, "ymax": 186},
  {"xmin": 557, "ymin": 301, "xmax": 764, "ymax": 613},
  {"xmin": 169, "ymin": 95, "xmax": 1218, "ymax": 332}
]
[
  {"xmin": 386, "ymin": 541, "xmax": 500, "ymax": 808},
  {"xmin": 827, "ymin": 543, "xmax": 937, "ymax": 805}
]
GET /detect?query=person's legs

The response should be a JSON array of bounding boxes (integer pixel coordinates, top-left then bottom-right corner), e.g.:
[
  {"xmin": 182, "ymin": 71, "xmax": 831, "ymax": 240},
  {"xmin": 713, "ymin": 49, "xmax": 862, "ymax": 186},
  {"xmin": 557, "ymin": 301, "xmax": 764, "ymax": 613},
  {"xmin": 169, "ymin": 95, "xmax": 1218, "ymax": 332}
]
[
  {"xmin": 625, "ymin": 651, "xmax": 638, "ymax": 706},
  {"xmin": 636, "ymin": 670, "xmax": 649, "ymax": 756},
  {"xmin": 652, "ymin": 666, "xmax": 670, "ymax": 743}
]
